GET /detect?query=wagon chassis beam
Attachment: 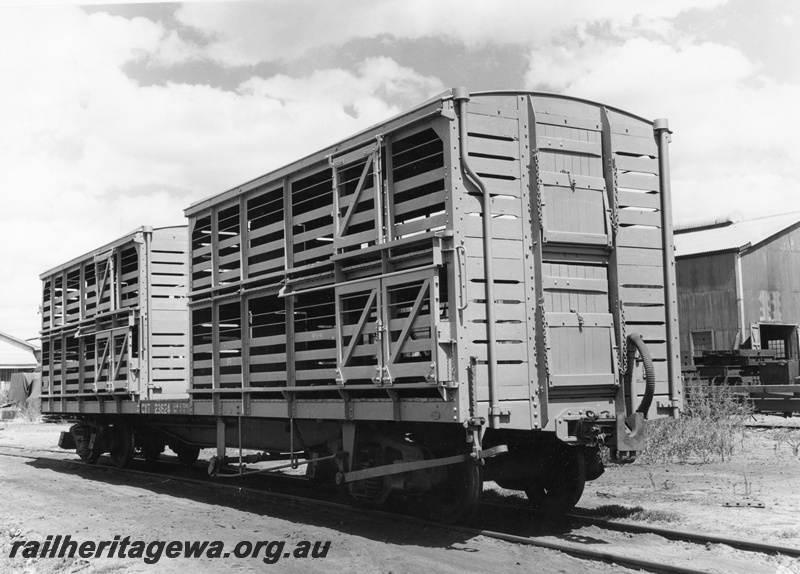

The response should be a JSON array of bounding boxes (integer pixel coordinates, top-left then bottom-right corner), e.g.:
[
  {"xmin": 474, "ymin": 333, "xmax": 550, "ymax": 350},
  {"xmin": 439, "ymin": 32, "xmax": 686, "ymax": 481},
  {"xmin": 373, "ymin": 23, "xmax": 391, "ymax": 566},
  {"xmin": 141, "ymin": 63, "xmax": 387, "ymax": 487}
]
[{"xmin": 341, "ymin": 445, "xmax": 507, "ymax": 484}]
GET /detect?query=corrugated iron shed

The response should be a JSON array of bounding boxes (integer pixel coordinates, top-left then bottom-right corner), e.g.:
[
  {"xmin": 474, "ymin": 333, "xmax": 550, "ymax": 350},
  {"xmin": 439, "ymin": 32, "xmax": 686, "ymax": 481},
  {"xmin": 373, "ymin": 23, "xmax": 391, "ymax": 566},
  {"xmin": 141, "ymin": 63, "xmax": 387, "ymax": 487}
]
[{"xmin": 674, "ymin": 212, "xmax": 800, "ymax": 258}]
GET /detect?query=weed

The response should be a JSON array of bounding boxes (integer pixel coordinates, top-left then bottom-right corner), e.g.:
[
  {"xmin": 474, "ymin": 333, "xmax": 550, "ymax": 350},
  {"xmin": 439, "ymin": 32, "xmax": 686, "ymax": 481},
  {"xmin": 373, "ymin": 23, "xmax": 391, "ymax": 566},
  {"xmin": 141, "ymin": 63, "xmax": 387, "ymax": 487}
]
[
  {"xmin": 584, "ymin": 504, "xmax": 679, "ymax": 523},
  {"xmin": 638, "ymin": 379, "xmax": 753, "ymax": 464},
  {"xmin": 12, "ymin": 401, "xmax": 42, "ymax": 424},
  {"xmin": 773, "ymin": 429, "xmax": 800, "ymax": 457}
]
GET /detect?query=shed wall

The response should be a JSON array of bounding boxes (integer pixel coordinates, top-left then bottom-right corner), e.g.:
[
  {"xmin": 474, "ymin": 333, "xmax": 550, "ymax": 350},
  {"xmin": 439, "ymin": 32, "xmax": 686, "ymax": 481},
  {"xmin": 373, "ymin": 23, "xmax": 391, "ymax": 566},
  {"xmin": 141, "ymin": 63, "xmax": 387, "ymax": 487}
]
[
  {"xmin": 741, "ymin": 226, "xmax": 800, "ymax": 327},
  {"xmin": 676, "ymin": 251, "xmax": 738, "ymax": 360}
]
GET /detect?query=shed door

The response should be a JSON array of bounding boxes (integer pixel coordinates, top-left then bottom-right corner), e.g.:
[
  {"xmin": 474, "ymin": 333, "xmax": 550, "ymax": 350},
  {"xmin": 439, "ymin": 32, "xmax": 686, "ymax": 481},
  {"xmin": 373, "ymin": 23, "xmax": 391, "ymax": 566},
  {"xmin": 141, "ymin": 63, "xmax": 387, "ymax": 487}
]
[{"xmin": 542, "ymin": 263, "xmax": 618, "ymax": 388}]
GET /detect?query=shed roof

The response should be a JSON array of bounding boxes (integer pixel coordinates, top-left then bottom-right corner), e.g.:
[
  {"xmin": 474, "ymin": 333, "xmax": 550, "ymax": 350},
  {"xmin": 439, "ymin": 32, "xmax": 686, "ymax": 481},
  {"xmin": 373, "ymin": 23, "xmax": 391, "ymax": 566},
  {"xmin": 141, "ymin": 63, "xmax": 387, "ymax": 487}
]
[
  {"xmin": 674, "ymin": 212, "xmax": 800, "ymax": 258},
  {"xmin": 0, "ymin": 331, "xmax": 38, "ymax": 369}
]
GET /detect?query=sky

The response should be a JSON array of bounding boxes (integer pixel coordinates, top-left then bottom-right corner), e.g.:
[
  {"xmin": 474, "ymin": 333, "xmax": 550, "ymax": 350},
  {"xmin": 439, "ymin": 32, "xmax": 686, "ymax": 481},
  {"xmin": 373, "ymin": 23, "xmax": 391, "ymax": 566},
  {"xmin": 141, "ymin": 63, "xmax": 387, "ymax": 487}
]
[{"xmin": 1, "ymin": 0, "xmax": 799, "ymax": 340}]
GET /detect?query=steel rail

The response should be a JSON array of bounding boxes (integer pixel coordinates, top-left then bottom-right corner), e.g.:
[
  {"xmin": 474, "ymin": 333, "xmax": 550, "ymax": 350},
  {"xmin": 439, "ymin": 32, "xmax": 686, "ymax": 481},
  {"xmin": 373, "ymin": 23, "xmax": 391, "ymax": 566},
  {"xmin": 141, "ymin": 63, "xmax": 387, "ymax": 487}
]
[
  {"xmin": 568, "ymin": 513, "xmax": 800, "ymax": 558},
  {"xmin": 2, "ymin": 447, "xmax": 788, "ymax": 574}
]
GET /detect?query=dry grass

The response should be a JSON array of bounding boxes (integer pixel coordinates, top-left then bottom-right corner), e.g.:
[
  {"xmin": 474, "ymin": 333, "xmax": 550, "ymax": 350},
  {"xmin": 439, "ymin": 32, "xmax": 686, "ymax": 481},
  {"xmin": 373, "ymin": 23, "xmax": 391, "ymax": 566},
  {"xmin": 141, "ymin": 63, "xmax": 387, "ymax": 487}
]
[
  {"xmin": 773, "ymin": 428, "xmax": 800, "ymax": 457},
  {"xmin": 638, "ymin": 379, "xmax": 753, "ymax": 464},
  {"xmin": 581, "ymin": 504, "xmax": 680, "ymax": 523}
]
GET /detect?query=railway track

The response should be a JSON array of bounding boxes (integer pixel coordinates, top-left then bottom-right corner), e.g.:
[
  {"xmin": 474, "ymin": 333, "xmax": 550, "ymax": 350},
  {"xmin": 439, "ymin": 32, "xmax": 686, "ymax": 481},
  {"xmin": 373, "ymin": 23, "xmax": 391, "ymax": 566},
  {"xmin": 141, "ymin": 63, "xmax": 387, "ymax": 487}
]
[{"xmin": 1, "ymin": 445, "xmax": 798, "ymax": 574}]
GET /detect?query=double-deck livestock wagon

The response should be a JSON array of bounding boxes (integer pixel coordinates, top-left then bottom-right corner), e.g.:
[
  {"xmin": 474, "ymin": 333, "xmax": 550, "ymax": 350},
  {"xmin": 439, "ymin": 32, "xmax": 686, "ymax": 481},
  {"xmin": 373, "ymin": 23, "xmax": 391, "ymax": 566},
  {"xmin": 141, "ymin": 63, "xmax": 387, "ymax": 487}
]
[{"xmin": 41, "ymin": 88, "xmax": 681, "ymax": 523}]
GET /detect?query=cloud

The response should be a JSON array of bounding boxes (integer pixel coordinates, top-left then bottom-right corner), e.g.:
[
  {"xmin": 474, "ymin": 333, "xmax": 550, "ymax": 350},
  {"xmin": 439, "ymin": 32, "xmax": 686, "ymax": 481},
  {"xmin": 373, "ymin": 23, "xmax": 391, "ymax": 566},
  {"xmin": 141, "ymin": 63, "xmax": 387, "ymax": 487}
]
[
  {"xmin": 175, "ymin": 0, "xmax": 729, "ymax": 65},
  {"xmin": 523, "ymin": 36, "xmax": 800, "ymax": 221},
  {"xmin": 0, "ymin": 6, "xmax": 447, "ymax": 339}
]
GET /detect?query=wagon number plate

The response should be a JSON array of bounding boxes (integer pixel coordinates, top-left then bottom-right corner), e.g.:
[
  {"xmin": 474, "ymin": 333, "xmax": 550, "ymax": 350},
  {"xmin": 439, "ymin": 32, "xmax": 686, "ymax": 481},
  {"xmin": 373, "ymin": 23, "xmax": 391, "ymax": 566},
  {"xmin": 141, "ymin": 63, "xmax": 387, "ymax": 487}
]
[{"xmin": 139, "ymin": 400, "xmax": 192, "ymax": 415}]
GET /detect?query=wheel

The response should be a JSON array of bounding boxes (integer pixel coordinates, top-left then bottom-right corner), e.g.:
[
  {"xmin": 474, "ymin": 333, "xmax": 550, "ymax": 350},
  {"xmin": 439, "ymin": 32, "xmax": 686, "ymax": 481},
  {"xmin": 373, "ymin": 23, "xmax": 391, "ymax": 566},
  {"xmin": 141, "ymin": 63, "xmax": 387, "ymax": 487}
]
[
  {"xmin": 173, "ymin": 443, "xmax": 200, "ymax": 467},
  {"xmin": 108, "ymin": 421, "xmax": 134, "ymax": 469},
  {"xmin": 525, "ymin": 447, "xmax": 586, "ymax": 516},
  {"xmin": 428, "ymin": 460, "xmax": 483, "ymax": 525},
  {"xmin": 136, "ymin": 429, "xmax": 164, "ymax": 466},
  {"xmin": 73, "ymin": 425, "xmax": 101, "ymax": 464},
  {"xmin": 140, "ymin": 443, "xmax": 163, "ymax": 465}
]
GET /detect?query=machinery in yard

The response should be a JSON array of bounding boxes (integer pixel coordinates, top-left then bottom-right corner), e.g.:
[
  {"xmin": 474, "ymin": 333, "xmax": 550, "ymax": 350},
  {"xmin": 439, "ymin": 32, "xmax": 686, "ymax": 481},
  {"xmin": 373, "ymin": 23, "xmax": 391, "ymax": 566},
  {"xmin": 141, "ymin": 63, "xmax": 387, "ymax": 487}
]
[{"xmin": 41, "ymin": 88, "xmax": 680, "ymax": 523}]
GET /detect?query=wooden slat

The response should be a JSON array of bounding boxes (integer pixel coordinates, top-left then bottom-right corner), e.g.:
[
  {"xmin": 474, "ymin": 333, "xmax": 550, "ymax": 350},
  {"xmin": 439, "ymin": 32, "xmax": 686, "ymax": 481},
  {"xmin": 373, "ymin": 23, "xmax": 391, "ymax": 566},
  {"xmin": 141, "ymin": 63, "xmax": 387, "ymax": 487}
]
[
  {"xmin": 250, "ymin": 372, "xmax": 287, "ymax": 383},
  {"xmin": 620, "ymin": 286, "xmax": 665, "ymax": 305},
  {"xmin": 393, "ymin": 191, "xmax": 446, "ymax": 217},
  {"xmin": 618, "ymin": 172, "xmax": 659, "ymax": 192},
  {"xmin": 614, "ymin": 154, "xmax": 658, "ymax": 174},
  {"xmin": 464, "ymin": 237, "xmax": 524, "ymax": 261},
  {"xmin": 618, "ymin": 190, "xmax": 660, "ymax": 210},
  {"xmin": 611, "ymin": 133, "xmax": 656, "ymax": 156},
  {"xmin": 467, "ymin": 135, "xmax": 519, "ymax": 158},
  {"xmin": 248, "ymin": 220, "xmax": 284, "ymax": 241},
  {"xmin": 293, "ymin": 204, "xmax": 333, "ymax": 226},
  {"xmin": 543, "ymin": 276, "xmax": 608, "ymax": 293},
  {"xmin": 466, "ymin": 113, "xmax": 518, "ymax": 139},
  {"xmin": 393, "ymin": 167, "xmax": 445, "ymax": 195},
  {"xmin": 293, "ymin": 243, "xmax": 333, "ymax": 264},
  {"xmin": 539, "ymin": 170, "xmax": 606, "ymax": 191},
  {"xmin": 536, "ymin": 113, "xmax": 601, "ymax": 132},
  {"xmin": 538, "ymin": 136, "xmax": 602, "ymax": 157},
  {"xmin": 468, "ymin": 342, "xmax": 528, "ymax": 362},
  {"xmin": 617, "ymin": 227, "xmax": 663, "ymax": 250},
  {"xmin": 465, "ymin": 302, "xmax": 527, "ymax": 323},
  {"xmin": 618, "ymin": 208, "xmax": 661, "ymax": 228},
  {"xmin": 618, "ymin": 264, "xmax": 664, "ymax": 287},
  {"xmin": 468, "ymin": 156, "xmax": 519, "ymax": 179},
  {"xmin": 463, "ymin": 214, "xmax": 522, "ymax": 240},
  {"xmin": 394, "ymin": 213, "xmax": 448, "ymax": 237}
]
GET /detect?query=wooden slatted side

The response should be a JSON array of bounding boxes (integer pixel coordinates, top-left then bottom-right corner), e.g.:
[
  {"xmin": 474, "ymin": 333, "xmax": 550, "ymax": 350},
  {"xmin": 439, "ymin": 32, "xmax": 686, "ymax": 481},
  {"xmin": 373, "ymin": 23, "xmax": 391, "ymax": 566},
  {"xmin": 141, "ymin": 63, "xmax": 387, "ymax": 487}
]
[
  {"xmin": 191, "ymin": 215, "xmax": 212, "ymax": 292},
  {"xmin": 83, "ymin": 262, "xmax": 98, "ymax": 318},
  {"xmin": 41, "ymin": 278, "xmax": 52, "ymax": 330},
  {"xmin": 217, "ymin": 301, "xmax": 242, "ymax": 388},
  {"xmin": 608, "ymin": 112, "xmax": 669, "ymax": 364},
  {"xmin": 63, "ymin": 334, "xmax": 80, "ymax": 393},
  {"xmin": 383, "ymin": 271, "xmax": 438, "ymax": 385},
  {"xmin": 293, "ymin": 288, "xmax": 337, "ymax": 385},
  {"xmin": 463, "ymin": 101, "xmax": 531, "ymax": 402},
  {"xmin": 291, "ymin": 168, "xmax": 334, "ymax": 266},
  {"xmin": 248, "ymin": 293, "xmax": 287, "ymax": 386},
  {"xmin": 52, "ymin": 275, "xmax": 64, "ymax": 328},
  {"xmin": 217, "ymin": 202, "xmax": 241, "ymax": 285},
  {"xmin": 191, "ymin": 306, "xmax": 212, "ymax": 389},
  {"xmin": 148, "ymin": 228, "xmax": 190, "ymax": 395},
  {"xmin": 335, "ymin": 152, "xmax": 379, "ymax": 253},
  {"xmin": 391, "ymin": 128, "xmax": 447, "ymax": 239},
  {"xmin": 64, "ymin": 269, "xmax": 81, "ymax": 323},
  {"xmin": 118, "ymin": 245, "xmax": 140, "ymax": 308},
  {"xmin": 247, "ymin": 185, "xmax": 285, "ymax": 279}
]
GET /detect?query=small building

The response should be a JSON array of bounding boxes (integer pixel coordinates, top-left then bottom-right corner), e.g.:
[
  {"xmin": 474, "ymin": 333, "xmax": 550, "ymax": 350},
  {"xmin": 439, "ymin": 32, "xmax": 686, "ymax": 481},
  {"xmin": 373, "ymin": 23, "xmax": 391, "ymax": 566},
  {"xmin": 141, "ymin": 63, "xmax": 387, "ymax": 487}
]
[
  {"xmin": 674, "ymin": 212, "xmax": 800, "ymax": 366},
  {"xmin": 0, "ymin": 331, "xmax": 39, "ymax": 396}
]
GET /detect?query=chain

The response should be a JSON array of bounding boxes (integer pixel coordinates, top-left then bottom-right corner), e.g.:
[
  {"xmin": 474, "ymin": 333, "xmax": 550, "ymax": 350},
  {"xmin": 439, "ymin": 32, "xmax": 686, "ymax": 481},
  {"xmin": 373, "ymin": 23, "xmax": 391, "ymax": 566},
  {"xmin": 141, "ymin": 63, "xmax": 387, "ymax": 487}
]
[
  {"xmin": 619, "ymin": 298, "xmax": 628, "ymax": 376},
  {"xmin": 560, "ymin": 169, "xmax": 576, "ymax": 192},
  {"xmin": 533, "ymin": 150, "xmax": 544, "ymax": 229},
  {"xmin": 538, "ymin": 298, "xmax": 551, "ymax": 381},
  {"xmin": 610, "ymin": 157, "xmax": 620, "ymax": 235}
]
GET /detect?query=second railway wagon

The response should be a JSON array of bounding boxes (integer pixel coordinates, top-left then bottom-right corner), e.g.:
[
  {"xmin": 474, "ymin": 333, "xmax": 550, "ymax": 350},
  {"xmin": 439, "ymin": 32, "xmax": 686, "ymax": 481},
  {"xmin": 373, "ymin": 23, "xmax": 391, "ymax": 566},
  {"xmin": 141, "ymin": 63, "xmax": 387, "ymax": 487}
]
[{"xmin": 41, "ymin": 88, "xmax": 680, "ymax": 523}]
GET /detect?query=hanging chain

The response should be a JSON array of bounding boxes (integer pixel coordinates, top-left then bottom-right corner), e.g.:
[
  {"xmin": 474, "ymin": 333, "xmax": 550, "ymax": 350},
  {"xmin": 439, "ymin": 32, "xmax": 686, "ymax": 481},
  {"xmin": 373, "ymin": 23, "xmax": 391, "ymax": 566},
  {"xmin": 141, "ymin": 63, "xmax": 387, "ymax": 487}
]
[
  {"xmin": 533, "ymin": 150, "xmax": 544, "ymax": 229},
  {"xmin": 560, "ymin": 169, "xmax": 576, "ymax": 192},
  {"xmin": 538, "ymin": 298, "xmax": 551, "ymax": 381},
  {"xmin": 619, "ymin": 299, "xmax": 628, "ymax": 376},
  {"xmin": 610, "ymin": 157, "xmax": 620, "ymax": 236}
]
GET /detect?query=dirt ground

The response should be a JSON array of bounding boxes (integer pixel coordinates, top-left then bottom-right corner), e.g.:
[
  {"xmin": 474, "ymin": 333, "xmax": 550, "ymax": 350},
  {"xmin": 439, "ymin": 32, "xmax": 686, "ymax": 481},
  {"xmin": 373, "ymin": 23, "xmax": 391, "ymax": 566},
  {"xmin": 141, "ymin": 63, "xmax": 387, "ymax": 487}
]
[
  {"xmin": 0, "ymin": 417, "xmax": 799, "ymax": 573},
  {"xmin": 579, "ymin": 414, "xmax": 800, "ymax": 546}
]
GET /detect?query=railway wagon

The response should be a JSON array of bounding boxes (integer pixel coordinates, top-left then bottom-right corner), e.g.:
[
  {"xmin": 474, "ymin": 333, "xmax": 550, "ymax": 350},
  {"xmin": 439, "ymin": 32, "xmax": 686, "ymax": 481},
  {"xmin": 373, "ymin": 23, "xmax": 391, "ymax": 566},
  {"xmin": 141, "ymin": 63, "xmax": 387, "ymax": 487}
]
[{"xmin": 42, "ymin": 88, "xmax": 680, "ymax": 523}]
